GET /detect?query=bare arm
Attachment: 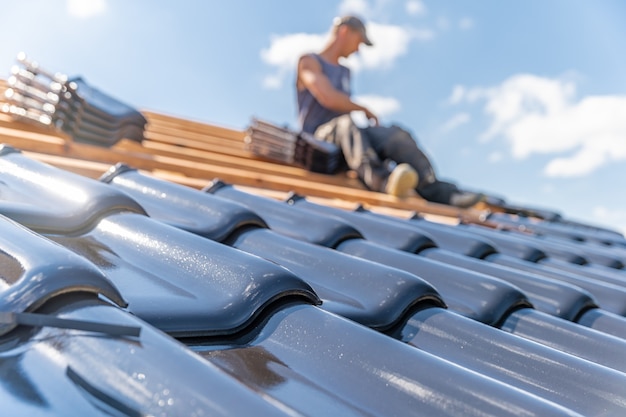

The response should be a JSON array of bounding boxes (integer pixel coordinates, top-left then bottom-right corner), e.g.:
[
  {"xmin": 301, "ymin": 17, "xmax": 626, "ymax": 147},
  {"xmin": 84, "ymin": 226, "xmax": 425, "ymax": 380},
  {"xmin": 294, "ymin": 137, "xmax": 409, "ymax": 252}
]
[{"xmin": 297, "ymin": 55, "xmax": 378, "ymax": 125}]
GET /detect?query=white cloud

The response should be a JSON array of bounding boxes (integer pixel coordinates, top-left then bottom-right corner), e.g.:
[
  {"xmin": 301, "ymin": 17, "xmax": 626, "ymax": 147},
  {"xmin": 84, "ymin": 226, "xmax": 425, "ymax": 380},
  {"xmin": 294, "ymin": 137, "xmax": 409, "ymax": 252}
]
[
  {"xmin": 451, "ymin": 74, "xmax": 626, "ymax": 177},
  {"xmin": 440, "ymin": 112, "xmax": 470, "ymax": 133},
  {"xmin": 260, "ymin": 32, "xmax": 326, "ymax": 90},
  {"xmin": 66, "ymin": 0, "xmax": 106, "ymax": 18},
  {"xmin": 447, "ymin": 84, "xmax": 483, "ymax": 105},
  {"xmin": 355, "ymin": 22, "xmax": 415, "ymax": 69},
  {"xmin": 260, "ymin": 33, "xmax": 325, "ymax": 68},
  {"xmin": 406, "ymin": 0, "xmax": 427, "ymax": 16},
  {"xmin": 351, "ymin": 94, "xmax": 401, "ymax": 126},
  {"xmin": 260, "ymin": 22, "xmax": 415, "ymax": 89},
  {"xmin": 447, "ymin": 85, "xmax": 466, "ymax": 105},
  {"xmin": 446, "ymin": 85, "xmax": 488, "ymax": 105},
  {"xmin": 262, "ymin": 74, "xmax": 282, "ymax": 90}
]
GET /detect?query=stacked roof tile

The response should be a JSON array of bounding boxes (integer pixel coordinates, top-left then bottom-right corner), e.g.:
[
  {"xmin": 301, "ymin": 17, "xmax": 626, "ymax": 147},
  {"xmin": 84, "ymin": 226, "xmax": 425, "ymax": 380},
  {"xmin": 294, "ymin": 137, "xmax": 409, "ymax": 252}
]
[
  {"xmin": 1, "ymin": 75, "xmax": 626, "ymax": 416},
  {"xmin": 2, "ymin": 53, "xmax": 146, "ymax": 145}
]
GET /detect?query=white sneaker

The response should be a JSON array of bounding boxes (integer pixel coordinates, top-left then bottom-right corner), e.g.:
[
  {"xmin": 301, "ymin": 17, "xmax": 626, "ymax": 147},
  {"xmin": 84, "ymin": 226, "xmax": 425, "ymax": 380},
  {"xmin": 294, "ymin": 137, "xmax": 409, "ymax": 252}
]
[{"xmin": 385, "ymin": 163, "xmax": 418, "ymax": 197}]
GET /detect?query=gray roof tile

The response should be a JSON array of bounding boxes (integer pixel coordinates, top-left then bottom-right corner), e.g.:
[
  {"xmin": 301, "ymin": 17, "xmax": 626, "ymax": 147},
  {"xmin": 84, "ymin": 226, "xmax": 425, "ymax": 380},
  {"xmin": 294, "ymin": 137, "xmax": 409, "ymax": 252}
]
[
  {"xmin": 195, "ymin": 304, "xmax": 588, "ymax": 417},
  {"xmin": 358, "ymin": 207, "xmax": 498, "ymax": 258},
  {"xmin": 289, "ymin": 194, "xmax": 437, "ymax": 252},
  {"xmin": 488, "ymin": 212, "xmax": 626, "ymax": 247},
  {"xmin": 50, "ymin": 212, "xmax": 319, "ymax": 337},
  {"xmin": 337, "ymin": 238, "xmax": 531, "ymax": 325},
  {"xmin": 0, "ymin": 145, "xmax": 145, "ymax": 234},
  {"xmin": 422, "ymin": 248, "xmax": 597, "ymax": 320},
  {"xmin": 1, "ymin": 295, "xmax": 295, "ymax": 416},
  {"xmin": 461, "ymin": 223, "xmax": 622, "ymax": 267},
  {"xmin": 0, "ymin": 150, "xmax": 319, "ymax": 337},
  {"xmin": 0, "ymin": 215, "xmax": 125, "ymax": 336},
  {"xmin": 100, "ymin": 164, "xmax": 267, "ymax": 241},
  {"xmin": 4, "ymin": 148, "xmax": 626, "ymax": 415},
  {"xmin": 489, "ymin": 253, "xmax": 626, "ymax": 316},
  {"xmin": 100, "ymin": 166, "xmax": 445, "ymax": 330},
  {"xmin": 207, "ymin": 181, "xmax": 363, "ymax": 247},
  {"xmin": 405, "ymin": 307, "xmax": 626, "ymax": 416}
]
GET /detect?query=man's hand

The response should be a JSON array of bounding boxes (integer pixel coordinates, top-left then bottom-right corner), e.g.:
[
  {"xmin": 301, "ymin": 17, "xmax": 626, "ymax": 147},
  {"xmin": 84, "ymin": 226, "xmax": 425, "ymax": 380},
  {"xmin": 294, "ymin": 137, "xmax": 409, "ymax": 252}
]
[{"xmin": 363, "ymin": 108, "xmax": 379, "ymax": 126}]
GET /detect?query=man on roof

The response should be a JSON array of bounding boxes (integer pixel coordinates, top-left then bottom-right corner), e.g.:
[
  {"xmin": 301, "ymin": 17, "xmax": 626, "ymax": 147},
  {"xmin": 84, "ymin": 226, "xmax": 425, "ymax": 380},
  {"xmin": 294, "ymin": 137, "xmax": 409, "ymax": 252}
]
[{"xmin": 296, "ymin": 15, "xmax": 483, "ymax": 208}]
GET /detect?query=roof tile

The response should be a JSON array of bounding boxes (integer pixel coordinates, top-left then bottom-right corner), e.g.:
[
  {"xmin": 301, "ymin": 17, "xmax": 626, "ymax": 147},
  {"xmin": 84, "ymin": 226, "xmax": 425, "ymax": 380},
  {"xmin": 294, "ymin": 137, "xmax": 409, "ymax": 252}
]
[
  {"xmin": 50, "ymin": 212, "xmax": 319, "ymax": 337},
  {"xmin": 1, "ymin": 295, "xmax": 294, "ymax": 416},
  {"xmin": 207, "ymin": 181, "xmax": 363, "ymax": 247},
  {"xmin": 4, "ymin": 87, "xmax": 626, "ymax": 415},
  {"xmin": 0, "ymin": 215, "xmax": 125, "ymax": 336},
  {"xmin": 100, "ymin": 164, "xmax": 267, "ymax": 241},
  {"xmin": 0, "ymin": 145, "xmax": 145, "ymax": 234},
  {"xmin": 100, "ymin": 166, "xmax": 445, "ymax": 330},
  {"xmin": 195, "ymin": 303, "xmax": 587, "ymax": 417}
]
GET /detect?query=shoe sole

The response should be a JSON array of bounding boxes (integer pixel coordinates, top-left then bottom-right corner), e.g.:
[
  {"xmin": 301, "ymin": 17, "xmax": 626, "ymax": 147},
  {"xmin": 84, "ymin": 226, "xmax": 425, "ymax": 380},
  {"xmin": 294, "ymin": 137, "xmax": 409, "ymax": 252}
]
[{"xmin": 385, "ymin": 164, "xmax": 418, "ymax": 198}]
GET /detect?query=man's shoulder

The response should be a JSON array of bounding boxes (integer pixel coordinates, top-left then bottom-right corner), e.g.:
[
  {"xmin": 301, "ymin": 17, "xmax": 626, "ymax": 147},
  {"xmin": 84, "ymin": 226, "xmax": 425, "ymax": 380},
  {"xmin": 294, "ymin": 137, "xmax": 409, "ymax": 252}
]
[
  {"xmin": 298, "ymin": 53, "xmax": 322, "ymax": 73},
  {"xmin": 299, "ymin": 53, "xmax": 320, "ymax": 63}
]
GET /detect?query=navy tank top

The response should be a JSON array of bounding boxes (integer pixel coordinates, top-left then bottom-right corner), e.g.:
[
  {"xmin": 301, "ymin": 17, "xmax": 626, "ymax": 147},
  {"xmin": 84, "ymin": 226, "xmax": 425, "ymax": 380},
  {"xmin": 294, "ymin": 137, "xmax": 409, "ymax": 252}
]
[{"xmin": 297, "ymin": 54, "xmax": 351, "ymax": 134}]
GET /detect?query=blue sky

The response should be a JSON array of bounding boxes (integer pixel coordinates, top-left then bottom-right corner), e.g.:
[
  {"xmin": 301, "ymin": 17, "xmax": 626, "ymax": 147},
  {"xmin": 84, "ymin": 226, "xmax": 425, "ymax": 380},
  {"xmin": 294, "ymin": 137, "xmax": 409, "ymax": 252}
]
[{"xmin": 1, "ymin": 0, "xmax": 626, "ymax": 233}]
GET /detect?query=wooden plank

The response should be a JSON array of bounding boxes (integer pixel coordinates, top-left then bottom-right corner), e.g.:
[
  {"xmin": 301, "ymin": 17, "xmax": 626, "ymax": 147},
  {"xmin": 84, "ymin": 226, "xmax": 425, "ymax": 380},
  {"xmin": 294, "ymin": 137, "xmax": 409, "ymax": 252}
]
[
  {"xmin": 22, "ymin": 149, "xmax": 469, "ymax": 227},
  {"xmin": 23, "ymin": 151, "xmax": 111, "ymax": 179},
  {"xmin": 0, "ymin": 77, "xmax": 488, "ymax": 223},
  {"xmin": 0, "ymin": 116, "xmax": 71, "ymax": 140},
  {"xmin": 116, "ymin": 139, "xmax": 365, "ymax": 188},
  {"xmin": 145, "ymin": 123, "xmax": 246, "ymax": 148},
  {"xmin": 0, "ymin": 125, "xmax": 68, "ymax": 150},
  {"xmin": 143, "ymin": 110, "xmax": 245, "ymax": 142},
  {"xmin": 144, "ymin": 129, "xmax": 315, "ymax": 170},
  {"xmin": 5, "ymin": 130, "xmax": 474, "ymax": 218},
  {"xmin": 143, "ymin": 130, "xmax": 247, "ymax": 155}
]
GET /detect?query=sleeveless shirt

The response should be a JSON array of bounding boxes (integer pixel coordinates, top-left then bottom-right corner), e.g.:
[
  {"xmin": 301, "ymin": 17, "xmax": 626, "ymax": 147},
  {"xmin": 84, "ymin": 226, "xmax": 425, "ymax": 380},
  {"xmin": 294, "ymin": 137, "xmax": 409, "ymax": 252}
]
[{"xmin": 297, "ymin": 54, "xmax": 351, "ymax": 134}]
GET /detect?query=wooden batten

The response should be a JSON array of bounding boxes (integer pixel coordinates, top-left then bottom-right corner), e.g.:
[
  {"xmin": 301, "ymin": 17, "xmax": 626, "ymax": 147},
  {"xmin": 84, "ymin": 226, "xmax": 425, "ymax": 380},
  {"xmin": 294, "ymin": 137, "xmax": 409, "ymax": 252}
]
[{"xmin": 0, "ymin": 78, "xmax": 488, "ymax": 223}]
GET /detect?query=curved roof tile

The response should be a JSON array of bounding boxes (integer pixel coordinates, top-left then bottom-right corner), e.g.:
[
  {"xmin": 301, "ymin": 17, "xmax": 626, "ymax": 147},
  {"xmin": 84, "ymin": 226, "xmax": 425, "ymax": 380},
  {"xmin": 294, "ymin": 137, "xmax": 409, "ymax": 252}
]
[
  {"xmin": 0, "ymin": 215, "xmax": 125, "ymax": 336},
  {"xmin": 0, "ymin": 146, "xmax": 146, "ymax": 234}
]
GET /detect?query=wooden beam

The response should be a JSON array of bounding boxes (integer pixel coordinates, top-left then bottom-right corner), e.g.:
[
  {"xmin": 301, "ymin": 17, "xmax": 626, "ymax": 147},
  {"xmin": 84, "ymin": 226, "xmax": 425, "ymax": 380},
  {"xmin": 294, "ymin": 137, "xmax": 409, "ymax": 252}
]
[{"xmin": 0, "ymin": 78, "xmax": 488, "ymax": 223}]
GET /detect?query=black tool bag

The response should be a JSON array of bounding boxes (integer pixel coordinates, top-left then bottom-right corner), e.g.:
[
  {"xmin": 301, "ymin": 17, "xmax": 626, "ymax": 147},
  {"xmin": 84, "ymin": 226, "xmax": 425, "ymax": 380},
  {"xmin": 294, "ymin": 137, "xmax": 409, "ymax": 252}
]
[{"xmin": 295, "ymin": 131, "xmax": 341, "ymax": 174}]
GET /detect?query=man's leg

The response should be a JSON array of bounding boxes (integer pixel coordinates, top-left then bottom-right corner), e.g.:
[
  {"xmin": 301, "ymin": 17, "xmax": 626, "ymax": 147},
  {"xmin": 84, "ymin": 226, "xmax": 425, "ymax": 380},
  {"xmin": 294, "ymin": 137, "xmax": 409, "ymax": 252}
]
[
  {"xmin": 363, "ymin": 125, "xmax": 482, "ymax": 207},
  {"xmin": 364, "ymin": 125, "xmax": 435, "ymax": 185},
  {"xmin": 315, "ymin": 115, "xmax": 414, "ymax": 194},
  {"xmin": 315, "ymin": 115, "xmax": 387, "ymax": 191},
  {"xmin": 415, "ymin": 181, "xmax": 458, "ymax": 205}
]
